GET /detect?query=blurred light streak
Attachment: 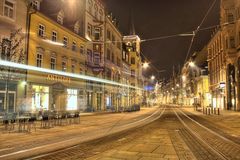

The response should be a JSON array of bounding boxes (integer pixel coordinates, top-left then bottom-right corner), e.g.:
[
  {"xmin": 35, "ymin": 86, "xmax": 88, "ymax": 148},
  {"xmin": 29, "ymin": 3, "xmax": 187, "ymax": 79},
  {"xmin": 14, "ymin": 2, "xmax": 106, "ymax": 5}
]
[{"xmin": 0, "ymin": 60, "xmax": 142, "ymax": 90}]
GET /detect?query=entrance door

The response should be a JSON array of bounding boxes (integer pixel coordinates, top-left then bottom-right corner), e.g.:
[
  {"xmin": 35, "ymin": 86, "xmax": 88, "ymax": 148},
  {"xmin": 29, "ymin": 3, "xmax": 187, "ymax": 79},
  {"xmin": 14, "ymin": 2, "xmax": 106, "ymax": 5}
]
[
  {"xmin": 8, "ymin": 92, "xmax": 15, "ymax": 112},
  {"xmin": 97, "ymin": 93, "xmax": 101, "ymax": 111},
  {"xmin": 0, "ymin": 91, "xmax": 16, "ymax": 113},
  {"xmin": 0, "ymin": 92, "xmax": 5, "ymax": 112}
]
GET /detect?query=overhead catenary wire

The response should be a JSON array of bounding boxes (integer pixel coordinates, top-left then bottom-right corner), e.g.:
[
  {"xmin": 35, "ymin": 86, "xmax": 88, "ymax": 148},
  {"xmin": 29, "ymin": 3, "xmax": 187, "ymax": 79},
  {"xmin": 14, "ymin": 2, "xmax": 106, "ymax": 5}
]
[{"xmin": 184, "ymin": 0, "xmax": 218, "ymax": 63}]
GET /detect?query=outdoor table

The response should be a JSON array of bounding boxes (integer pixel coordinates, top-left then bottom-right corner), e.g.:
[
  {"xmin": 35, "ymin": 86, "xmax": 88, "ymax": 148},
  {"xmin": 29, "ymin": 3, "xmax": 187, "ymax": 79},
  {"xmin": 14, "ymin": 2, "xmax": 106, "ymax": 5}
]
[{"xmin": 17, "ymin": 116, "xmax": 30, "ymax": 132}]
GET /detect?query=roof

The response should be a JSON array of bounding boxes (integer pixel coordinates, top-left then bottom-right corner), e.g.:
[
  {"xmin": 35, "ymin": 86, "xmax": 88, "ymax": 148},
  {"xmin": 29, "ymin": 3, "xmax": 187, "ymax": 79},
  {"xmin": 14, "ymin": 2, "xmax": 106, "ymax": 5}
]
[{"xmin": 39, "ymin": 0, "xmax": 85, "ymax": 37}]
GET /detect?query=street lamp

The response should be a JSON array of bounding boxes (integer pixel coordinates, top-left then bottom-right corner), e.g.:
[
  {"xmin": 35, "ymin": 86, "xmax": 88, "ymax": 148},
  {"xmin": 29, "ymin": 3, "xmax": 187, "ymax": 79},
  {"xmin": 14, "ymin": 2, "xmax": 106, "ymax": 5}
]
[
  {"xmin": 142, "ymin": 62, "xmax": 149, "ymax": 69},
  {"xmin": 151, "ymin": 75, "xmax": 155, "ymax": 80},
  {"xmin": 189, "ymin": 61, "xmax": 195, "ymax": 67}
]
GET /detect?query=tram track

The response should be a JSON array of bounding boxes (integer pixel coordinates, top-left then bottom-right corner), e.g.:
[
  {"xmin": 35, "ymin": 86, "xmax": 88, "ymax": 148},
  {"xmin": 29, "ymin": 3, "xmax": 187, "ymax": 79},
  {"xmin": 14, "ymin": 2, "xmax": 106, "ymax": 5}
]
[
  {"xmin": 4, "ymin": 106, "xmax": 240, "ymax": 160},
  {"xmin": 26, "ymin": 106, "xmax": 166, "ymax": 160},
  {"xmin": 174, "ymin": 108, "xmax": 240, "ymax": 160}
]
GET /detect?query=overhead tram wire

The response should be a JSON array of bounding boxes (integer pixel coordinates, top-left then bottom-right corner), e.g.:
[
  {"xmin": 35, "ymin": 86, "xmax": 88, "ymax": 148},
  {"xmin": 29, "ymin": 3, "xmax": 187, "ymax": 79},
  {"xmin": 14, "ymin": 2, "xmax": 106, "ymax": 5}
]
[{"xmin": 184, "ymin": 0, "xmax": 218, "ymax": 63}]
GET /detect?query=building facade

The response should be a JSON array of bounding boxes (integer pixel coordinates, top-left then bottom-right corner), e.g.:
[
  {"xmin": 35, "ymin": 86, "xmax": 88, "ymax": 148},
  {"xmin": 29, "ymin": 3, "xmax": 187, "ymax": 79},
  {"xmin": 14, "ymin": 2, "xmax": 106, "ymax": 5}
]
[
  {"xmin": 104, "ymin": 14, "xmax": 123, "ymax": 111},
  {"xmin": 0, "ymin": 0, "xmax": 28, "ymax": 113},
  {"xmin": 208, "ymin": 0, "xmax": 240, "ymax": 111},
  {"xmin": 84, "ymin": 0, "xmax": 105, "ymax": 111},
  {"xmin": 26, "ymin": 2, "xmax": 88, "ymax": 113},
  {"xmin": 123, "ymin": 35, "xmax": 143, "ymax": 107}
]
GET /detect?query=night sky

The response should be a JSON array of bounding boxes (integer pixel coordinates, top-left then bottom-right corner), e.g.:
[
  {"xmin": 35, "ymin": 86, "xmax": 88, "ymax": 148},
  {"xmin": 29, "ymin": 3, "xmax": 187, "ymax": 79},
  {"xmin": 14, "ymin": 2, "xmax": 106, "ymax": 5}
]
[{"xmin": 103, "ymin": 0, "xmax": 220, "ymax": 79}]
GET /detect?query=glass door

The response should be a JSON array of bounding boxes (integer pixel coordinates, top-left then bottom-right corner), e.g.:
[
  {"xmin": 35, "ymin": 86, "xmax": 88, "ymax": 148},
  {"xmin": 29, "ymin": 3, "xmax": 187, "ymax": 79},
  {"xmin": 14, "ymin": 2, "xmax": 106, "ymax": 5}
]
[
  {"xmin": 0, "ymin": 92, "xmax": 5, "ymax": 112},
  {"xmin": 8, "ymin": 92, "xmax": 15, "ymax": 113},
  {"xmin": 0, "ymin": 91, "xmax": 15, "ymax": 113}
]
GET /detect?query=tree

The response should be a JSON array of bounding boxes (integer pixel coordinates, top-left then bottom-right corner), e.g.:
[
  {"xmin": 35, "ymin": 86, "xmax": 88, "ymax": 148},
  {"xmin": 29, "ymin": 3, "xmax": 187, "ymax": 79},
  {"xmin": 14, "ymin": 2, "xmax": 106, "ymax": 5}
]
[{"xmin": 0, "ymin": 28, "xmax": 26, "ymax": 112}]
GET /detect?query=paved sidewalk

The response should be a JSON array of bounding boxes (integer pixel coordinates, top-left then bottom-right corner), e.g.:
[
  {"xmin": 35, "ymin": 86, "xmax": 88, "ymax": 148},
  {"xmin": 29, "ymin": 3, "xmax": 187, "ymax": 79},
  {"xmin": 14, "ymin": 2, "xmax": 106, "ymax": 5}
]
[
  {"xmin": 0, "ymin": 107, "xmax": 159, "ymax": 159},
  {"xmin": 182, "ymin": 107, "xmax": 240, "ymax": 138}
]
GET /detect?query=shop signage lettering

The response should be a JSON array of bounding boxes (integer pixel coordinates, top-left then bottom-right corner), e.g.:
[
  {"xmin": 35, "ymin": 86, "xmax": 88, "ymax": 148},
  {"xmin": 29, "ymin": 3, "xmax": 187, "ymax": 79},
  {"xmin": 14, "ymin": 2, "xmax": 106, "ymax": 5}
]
[{"xmin": 47, "ymin": 74, "xmax": 70, "ymax": 83}]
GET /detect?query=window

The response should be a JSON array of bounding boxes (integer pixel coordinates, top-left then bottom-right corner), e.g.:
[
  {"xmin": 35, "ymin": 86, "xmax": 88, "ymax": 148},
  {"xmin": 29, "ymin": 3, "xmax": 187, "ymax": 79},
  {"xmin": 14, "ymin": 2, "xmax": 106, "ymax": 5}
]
[
  {"xmin": 66, "ymin": 89, "xmax": 78, "ymax": 110},
  {"xmin": 80, "ymin": 68, "xmax": 84, "ymax": 74},
  {"xmin": 93, "ymin": 53, "xmax": 101, "ymax": 65},
  {"xmin": 63, "ymin": 36, "xmax": 68, "ymax": 48},
  {"xmin": 107, "ymin": 49, "xmax": 111, "ymax": 60},
  {"xmin": 87, "ymin": 23, "xmax": 92, "ymax": 36},
  {"xmin": 50, "ymin": 57, "xmax": 56, "ymax": 70},
  {"xmin": 36, "ymin": 53, "xmax": 43, "ymax": 67},
  {"xmin": 57, "ymin": 11, "xmax": 64, "ymax": 24},
  {"xmin": 88, "ymin": 0, "xmax": 93, "ymax": 13},
  {"xmin": 112, "ymin": 53, "xmax": 114, "ymax": 63},
  {"xmin": 74, "ymin": 22, "xmax": 80, "ymax": 34},
  {"xmin": 131, "ymin": 57, "xmax": 135, "ymax": 64},
  {"xmin": 230, "ymin": 36, "xmax": 235, "ymax": 48},
  {"xmin": 30, "ymin": 1, "xmax": 40, "ymax": 10},
  {"xmin": 227, "ymin": 13, "xmax": 234, "ymax": 23},
  {"xmin": 32, "ymin": 85, "xmax": 49, "ymax": 110},
  {"xmin": 239, "ymin": 31, "xmax": 240, "ymax": 45},
  {"xmin": 38, "ymin": 24, "xmax": 45, "ymax": 37},
  {"xmin": 62, "ymin": 61, "xmax": 67, "ymax": 71},
  {"xmin": 117, "ymin": 42, "xmax": 121, "ymax": 49},
  {"xmin": 99, "ymin": 9, "xmax": 103, "ymax": 21},
  {"xmin": 117, "ymin": 58, "xmax": 120, "ymax": 66},
  {"xmin": 107, "ymin": 30, "xmax": 111, "ymax": 40},
  {"xmin": 52, "ymin": 31, "xmax": 57, "ymax": 42},
  {"xmin": 87, "ymin": 49, "xmax": 93, "ymax": 63},
  {"xmin": 71, "ymin": 64, "xmax": 75, "ymax": 73},
  {"xmin": 131, "ymin": 69, "xmax": 135, "ymax": 77},
  {"xmin": 225, "ymin": 37, "xmax": 229, "ymax": 49},
  {"xmin": 112, "ymin": 35, "xmax": 115, "ymax": 44},
  {"xmin": 94, "ymin": 27, "xmax": 101, "ymax": 40},
  {"xmin": 80, "ymin": 45, "xmax": 84, "ymax": 54},
  {"xmin": 4, "ymin": 0, "xmax": 15, "ymax": 19},
  {"xmin": 72, "ymin": 41, "xmax": 77, "ymax": 51}
]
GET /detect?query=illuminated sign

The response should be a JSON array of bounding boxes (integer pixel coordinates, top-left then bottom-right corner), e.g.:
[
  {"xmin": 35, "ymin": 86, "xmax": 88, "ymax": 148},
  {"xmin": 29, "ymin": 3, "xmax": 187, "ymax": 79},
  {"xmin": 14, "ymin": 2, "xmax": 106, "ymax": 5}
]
[{"xmin": 47, "ymin": 74, "xmax": 70, "ymax": 83}]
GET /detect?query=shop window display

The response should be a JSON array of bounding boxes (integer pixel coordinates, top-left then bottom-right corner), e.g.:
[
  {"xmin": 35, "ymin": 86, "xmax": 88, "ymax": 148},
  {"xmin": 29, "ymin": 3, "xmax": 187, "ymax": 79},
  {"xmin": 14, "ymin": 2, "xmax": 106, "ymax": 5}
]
[{"xmin": 31, "ymin": 85, "xmax": 49, "ymax": 111}]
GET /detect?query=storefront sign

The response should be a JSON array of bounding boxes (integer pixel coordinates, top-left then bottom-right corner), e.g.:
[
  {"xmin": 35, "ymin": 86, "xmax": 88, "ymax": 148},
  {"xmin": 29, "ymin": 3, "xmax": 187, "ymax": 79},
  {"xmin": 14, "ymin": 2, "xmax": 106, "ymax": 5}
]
[{"xmin": 47, "ymin": 74, "xmax": 70, "ymax": 83}]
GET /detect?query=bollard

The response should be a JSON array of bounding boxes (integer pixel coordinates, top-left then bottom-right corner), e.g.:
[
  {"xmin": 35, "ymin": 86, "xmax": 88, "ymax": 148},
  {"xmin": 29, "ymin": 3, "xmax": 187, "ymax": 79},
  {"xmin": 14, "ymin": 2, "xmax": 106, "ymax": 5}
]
[
  {"xmin": 203, "ymin": 107, "xmax": 205, "ymax": 114},
  {"xmin": 205, "ymin": 108, "xmax": 208, "ymax": 115},
  {"xmin": 214, "ymin": 108, "xmax": 216, "ymax": 114},
  {"xmin": 217, "ymin": 108, "xmax": 220, "ymax": 115},
  {"xmin": 208, "ymin": 108, "xmax": 211, "ymax": 115},
  {"xmin": 211, "ymin": 107, "xmax": 213, "ymax": 114}
]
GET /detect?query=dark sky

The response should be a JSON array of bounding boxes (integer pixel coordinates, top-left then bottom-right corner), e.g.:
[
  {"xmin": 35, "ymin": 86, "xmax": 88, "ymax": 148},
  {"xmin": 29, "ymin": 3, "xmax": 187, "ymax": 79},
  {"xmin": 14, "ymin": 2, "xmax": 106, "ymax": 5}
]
[{"xmin": 103, "ymin": 0, "xmax": 220, "ymax": 79}]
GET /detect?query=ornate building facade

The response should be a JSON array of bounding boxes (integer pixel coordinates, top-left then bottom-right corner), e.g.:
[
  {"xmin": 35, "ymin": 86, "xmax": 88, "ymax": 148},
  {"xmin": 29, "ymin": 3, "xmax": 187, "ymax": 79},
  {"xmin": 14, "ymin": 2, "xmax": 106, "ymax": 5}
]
[{"xmin": 208, "ymin": 0, "xmax": 240, "ymax": 111}]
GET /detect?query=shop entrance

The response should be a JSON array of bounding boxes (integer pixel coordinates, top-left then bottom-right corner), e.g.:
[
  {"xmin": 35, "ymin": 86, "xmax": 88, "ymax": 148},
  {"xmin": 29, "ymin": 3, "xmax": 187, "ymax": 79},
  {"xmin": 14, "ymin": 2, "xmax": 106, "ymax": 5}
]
[
  {"xmin": 96, "ymin": 93, "xmax": 101, "ymax": 111},
  {"xmin": 0, "ymin": 91, "xmax": 16, "ymax": 113}
]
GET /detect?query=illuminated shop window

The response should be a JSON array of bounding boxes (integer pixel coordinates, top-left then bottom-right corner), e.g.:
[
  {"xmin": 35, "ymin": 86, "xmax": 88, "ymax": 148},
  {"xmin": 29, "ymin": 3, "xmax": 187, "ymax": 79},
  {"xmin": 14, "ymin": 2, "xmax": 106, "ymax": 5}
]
[
  {"xmin": 67, "ymin": 89, "xmax": 78, "ymax": 110},
  {"xmin": 31, "ymin": 85, "xmax": 49, "ymax": 111}
]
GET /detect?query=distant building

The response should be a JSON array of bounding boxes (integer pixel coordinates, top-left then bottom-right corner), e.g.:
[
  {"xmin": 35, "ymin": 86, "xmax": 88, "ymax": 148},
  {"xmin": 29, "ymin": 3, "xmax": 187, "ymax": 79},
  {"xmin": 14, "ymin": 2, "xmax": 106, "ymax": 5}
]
[{"xmin": 123, "ymin": 35, "xmax": 143, "ymax": 106}]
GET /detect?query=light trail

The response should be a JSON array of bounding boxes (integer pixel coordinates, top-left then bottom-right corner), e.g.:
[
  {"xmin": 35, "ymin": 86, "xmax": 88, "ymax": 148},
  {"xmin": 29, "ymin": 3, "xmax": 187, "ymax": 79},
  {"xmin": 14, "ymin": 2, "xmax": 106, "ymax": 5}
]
[{"xmin": 0, "ymin": 60, "xmax": 142, "ymax": 90}]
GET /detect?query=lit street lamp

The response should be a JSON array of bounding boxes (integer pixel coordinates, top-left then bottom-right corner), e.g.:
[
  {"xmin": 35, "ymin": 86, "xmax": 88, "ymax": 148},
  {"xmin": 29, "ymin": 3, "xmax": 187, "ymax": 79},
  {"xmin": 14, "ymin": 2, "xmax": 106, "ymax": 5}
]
[
  {"xmin": 151, "ymin": 75, "xmax": 155, "ymax": 80},
  {"xmin": 143, "ymin": 62, "xmax": 149, "ymax": 69},
  {"xmin": 189, "ymin": 61, "xmax": 195, "ymax": 67}
]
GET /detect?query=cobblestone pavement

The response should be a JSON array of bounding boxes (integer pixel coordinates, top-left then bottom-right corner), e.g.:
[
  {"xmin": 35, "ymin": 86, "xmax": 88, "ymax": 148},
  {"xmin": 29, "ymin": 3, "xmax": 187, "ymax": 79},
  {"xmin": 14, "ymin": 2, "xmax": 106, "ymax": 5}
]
[
  {"xmin": 0, "ymin": 107, "xmax": 161, "ymax": 160},
  {"xmin": 32, "ymin": 107, "xmax": 240, "ymax": 160},
  {"xmin": 1, "ymin": 106, "xmax": 240, "ymax": 160}
]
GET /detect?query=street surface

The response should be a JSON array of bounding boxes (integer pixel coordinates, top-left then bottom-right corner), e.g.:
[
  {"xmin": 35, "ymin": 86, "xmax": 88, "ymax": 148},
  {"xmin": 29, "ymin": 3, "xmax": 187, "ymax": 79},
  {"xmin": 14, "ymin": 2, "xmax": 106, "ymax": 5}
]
[
  {"xmin": 0, "ymin": 107, "xmax": 162, "ymax": 160},
  {"xmin": 1, "ymin": 106, "xmax": 240, "ymax": 160},
  {"xmin": 29, "ymin": 106, "xmax": 240, "ymax": 160}
]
